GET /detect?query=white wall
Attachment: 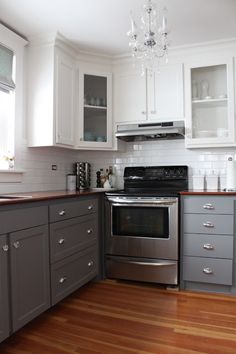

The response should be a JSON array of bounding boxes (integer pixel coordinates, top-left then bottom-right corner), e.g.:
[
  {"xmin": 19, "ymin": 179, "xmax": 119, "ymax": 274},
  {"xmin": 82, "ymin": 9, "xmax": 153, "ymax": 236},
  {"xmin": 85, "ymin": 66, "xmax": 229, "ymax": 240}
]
[{"xmin": 0, "ymin": 138, "xmax": 235, "ymax": 194}]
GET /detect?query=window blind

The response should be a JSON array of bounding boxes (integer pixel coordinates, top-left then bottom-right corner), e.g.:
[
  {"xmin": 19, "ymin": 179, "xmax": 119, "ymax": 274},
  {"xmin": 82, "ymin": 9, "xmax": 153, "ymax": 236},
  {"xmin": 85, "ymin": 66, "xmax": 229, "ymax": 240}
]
[{"xmin": 0, "ymin": 44, "xmax": 15, "ymax": 91}]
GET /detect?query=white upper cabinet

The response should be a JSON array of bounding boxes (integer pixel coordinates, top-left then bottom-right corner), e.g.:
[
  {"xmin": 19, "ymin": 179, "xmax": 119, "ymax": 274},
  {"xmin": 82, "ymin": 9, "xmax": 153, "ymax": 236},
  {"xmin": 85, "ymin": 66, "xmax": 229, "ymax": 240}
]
[
  {"xmin": 54, "ymin": 49, "xmax": 76, "ymax": 146},
  {"xmin": 114, "ymin": 63, "xmax": 184, "ymax": 124},
  {"xmin": 76, "ymin": 67, "xmax": 113, "ymax": 149},
  {"xmin": 27, "ymin": 36, "xmax": 77, "ymax": 148},
  {"xmin": 148, "ymin": 63, "xmax": 184, "ymax": 121},
  {"xmin": 114, "ymin": 68, "xmax": 147, "ymax": 123},
  {"xmin": 185, "ymin": 56, "xmax": 235, "ymax": 148}
]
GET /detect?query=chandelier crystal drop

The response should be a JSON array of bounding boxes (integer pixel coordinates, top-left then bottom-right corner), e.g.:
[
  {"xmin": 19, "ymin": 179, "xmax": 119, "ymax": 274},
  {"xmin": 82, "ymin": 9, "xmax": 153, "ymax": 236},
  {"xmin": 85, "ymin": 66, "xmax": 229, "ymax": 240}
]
[{"xmin": 127, "ymin": 0, "xmax": 169, "ymax": 71}]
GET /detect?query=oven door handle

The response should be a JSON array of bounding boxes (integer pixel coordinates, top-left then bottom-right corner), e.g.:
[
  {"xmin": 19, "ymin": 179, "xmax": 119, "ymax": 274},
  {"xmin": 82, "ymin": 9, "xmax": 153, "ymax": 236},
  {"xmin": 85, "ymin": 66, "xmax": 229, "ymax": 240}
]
[
  {"xmin": 110, "ymin": 200, "xmax": 177, "ymax": 207},
  {"xmin": 113, "ymin": 259, "xmax": 175, "ymax": 267}
]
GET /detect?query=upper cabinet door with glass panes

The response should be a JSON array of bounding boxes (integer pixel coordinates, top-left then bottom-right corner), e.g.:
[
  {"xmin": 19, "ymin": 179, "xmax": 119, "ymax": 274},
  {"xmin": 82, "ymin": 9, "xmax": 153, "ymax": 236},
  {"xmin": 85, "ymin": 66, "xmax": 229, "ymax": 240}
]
[
  {"xmin": 77, "ymin": 69, "xmax": 112, "ymax": 149},
  {"xmin": 185, "ymin": 57, "xmax": 235, "ymax": 148}
]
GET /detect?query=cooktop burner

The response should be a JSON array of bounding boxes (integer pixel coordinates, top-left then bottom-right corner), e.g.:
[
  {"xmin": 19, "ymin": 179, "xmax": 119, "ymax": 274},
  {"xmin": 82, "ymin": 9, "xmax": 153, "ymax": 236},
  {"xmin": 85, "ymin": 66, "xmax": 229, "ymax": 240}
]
[{"xmin": 107, "ymin": 165, "xmax": 188, "ymax": 196}]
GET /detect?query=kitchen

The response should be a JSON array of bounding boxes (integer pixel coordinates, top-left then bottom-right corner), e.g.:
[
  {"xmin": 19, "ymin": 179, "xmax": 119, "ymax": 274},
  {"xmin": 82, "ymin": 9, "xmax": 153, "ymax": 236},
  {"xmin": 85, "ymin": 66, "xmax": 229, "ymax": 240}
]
[{"xmin": 1, "ymin": 0, "xmax": 236, "ymax": 353}]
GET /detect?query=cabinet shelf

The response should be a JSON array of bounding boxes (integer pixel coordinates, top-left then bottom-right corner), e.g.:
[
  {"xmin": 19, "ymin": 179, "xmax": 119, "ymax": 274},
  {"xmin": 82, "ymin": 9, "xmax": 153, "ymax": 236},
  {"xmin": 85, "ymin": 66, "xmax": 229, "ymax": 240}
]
[
  {"xmin": 84, "ymin": 104, "xmax": 107, "ymax": 110},
  {"xmin": 192, "ymin": 98, "xmax": 228, "ymax": 106}
]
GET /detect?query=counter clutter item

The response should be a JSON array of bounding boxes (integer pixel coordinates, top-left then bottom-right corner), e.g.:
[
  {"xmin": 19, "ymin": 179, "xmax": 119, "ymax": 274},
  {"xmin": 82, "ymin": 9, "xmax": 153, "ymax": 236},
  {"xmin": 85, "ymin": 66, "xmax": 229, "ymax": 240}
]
[
  {"xmin": 192, "ymin": 174, "xmax": 205, "ymax": 190},
  {"xmin": 206, "ymin": 172, "xmax": 218, "ymax": 191},
  {"xmin": 66, "ymin": 174, "xmax": 76, "ymax": 191},
  {"xmin": 226, "ymin": 156, "xmax": 236, "ymax": 191}
]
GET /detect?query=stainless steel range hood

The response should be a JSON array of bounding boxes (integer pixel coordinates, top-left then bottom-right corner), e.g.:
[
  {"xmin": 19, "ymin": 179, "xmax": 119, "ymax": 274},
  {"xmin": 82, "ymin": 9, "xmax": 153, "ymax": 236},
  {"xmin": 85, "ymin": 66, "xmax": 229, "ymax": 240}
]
[{"xmin": 115, "ymin": 121, "xmax": 185, "ymax": 142}]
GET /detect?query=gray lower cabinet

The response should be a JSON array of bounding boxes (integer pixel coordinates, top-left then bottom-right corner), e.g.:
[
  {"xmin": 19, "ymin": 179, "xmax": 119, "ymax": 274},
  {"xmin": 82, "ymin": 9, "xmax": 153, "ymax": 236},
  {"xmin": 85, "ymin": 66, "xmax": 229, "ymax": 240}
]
[
  {"xmin": 10, "ymin": 225, "xmax": 50, "ymax": 331},
  {"xmin": 49, "ymin": 197, "xmax": 98, "ymax": 305},
  {"xmin": 181, "ymin": 195, "xmax": 235, "ymax": 293},
  {"xmin": 0, "ymin": 235, "xmax": 10, "ymax": 342},
  {"xmin": 0, "ymin": 204, "xmax": 50, "ymax": 342},
  {"xmin": 0, "ymin": 195, "xmax": 100, "ymax": 344}
]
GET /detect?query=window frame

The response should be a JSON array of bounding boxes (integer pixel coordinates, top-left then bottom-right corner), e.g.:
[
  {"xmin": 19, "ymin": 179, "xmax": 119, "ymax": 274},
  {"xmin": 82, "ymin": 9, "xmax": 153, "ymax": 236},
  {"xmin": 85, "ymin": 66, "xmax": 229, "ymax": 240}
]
[{"xmin": 0, "ymin": 24, "xmax": 27, "ymax": 177}]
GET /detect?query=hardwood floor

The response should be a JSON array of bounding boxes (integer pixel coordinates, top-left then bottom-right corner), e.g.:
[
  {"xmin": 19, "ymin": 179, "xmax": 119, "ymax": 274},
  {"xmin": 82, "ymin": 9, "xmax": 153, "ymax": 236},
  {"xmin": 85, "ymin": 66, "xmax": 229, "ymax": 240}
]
[{"xmin": 2, "ymin": 280, "xmax": 236, "ymax": 354}]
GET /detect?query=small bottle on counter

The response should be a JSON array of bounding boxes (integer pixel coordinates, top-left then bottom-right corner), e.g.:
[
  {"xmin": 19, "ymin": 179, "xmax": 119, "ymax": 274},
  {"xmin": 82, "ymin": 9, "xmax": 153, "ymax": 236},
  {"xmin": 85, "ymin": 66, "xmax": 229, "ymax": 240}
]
[
  {"xmin": 100, "ymin": 168, "xmax": 106, "ymax": 187},
  {"xmin": 108, "ymin": 166, "xmax": 116, "ymax": 188}
]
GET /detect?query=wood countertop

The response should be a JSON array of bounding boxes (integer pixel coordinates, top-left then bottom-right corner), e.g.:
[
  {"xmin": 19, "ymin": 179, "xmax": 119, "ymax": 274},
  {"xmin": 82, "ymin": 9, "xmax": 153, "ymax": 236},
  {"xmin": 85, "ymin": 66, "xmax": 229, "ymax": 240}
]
[
  {"xmin": 180, "ymin": 190, "xmax": 236, "ymax": 195},
  {"xmin": 0, "ymin": 188, "xmax": 110, "ymax": 206}
]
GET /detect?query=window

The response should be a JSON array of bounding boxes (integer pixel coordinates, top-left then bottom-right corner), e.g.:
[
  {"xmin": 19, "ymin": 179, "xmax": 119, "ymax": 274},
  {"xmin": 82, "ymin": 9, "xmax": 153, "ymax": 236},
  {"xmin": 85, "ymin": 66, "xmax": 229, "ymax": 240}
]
[
  {"xmin": 0, "ymin": 44, "xmax": 15, "ymax": 169},
  {"xmin": 0, "ymin": 24, "xmax": 27, "ymax": 171}
]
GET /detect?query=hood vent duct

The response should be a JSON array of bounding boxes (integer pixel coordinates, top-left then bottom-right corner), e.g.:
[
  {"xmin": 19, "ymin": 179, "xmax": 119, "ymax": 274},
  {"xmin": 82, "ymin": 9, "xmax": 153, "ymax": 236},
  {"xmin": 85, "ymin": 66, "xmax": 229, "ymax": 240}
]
[{"xmin": 115, "ymin": 121, "xmax": 185, "ymax": 142}]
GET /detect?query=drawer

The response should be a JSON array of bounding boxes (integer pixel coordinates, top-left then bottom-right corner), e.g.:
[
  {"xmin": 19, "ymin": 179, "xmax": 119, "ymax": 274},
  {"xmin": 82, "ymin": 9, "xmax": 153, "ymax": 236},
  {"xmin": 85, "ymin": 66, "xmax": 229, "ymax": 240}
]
[
  {"xmin": 49, "ymin": 198, "xmax": 98, "ymax": 222},
  {"xmin": 183, "ymin": 256, "xmax": 233, "ymax": 285},
  {"xmin": 183, "ymin": 233, "xmax": 233, "ymax": 259},
  {"xmin": 0, "ymin": 206, "xmax": 48, "ymax": 234},
  {"xmin": 184, "ymin": 214, "xmax": 233, "ymax": 235},
  {"xmin": 183, "ymin": 196, "xmax": 234, "ymax": 215},
  {"xmin": 51, "ymin": 246, "xmax": 98, "ymax": 305},
  {"xmin": 50, "ymin": 214, "xmax": 98, "ymax": 263}
]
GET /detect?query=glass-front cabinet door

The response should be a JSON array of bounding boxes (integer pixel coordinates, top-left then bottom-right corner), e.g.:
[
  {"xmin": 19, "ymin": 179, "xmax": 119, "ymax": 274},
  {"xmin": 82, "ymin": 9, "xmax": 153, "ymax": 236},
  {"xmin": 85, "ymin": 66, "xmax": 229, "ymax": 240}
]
[
  {"xmin": 185, "ymin": 57, "xmax": 235, "ymax": 147},
  {"xmin": 77, "ymin": 68, "xmax": 112, "ymax": 149}
]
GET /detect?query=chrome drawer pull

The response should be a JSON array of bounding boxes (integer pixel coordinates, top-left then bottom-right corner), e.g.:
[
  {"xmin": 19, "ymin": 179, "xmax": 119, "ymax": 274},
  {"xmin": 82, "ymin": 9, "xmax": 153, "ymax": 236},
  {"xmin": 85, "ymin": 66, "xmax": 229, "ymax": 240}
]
[
  {"xmin": 203, "ymin": 243, "xmax": 214, "ymax": 250},
  {"xmin": 203, "ymin": 267, "xmax": 213, "ymax": 275},
  {"xmin": 58, "ymin": 238, "xmax": 65, "ymax": 245},
  {"xmin": 88, "ymin": 260, "xmax": 94, "ymax": 267},
  {"xmin": 88, "ymin": 205, "xmax": 93, "ymax": 211},
  {"xmin": 2, "ymin": 245, "xmax": 9, "ymax": 252},
  {"xmin": 203, "ymin": 222, "xmax": 214, "ymax": 228},
  {"xmin": 58, "ymin": 210, "xmax": 66, "ymax": 216},
  {"xmin": 59, "ymin": 276, "xmax": 67, "ymax": 284},
  {"xmin": 87, "ymin": 228, "xmax": 93, "ymax": 234},
  {"xmin": 13, "ymin": 241, "xmax": 20, "ymax": 249},
  {"xmin": 203, "ymin": 203, "xmax": 214, "ymax": 210}
]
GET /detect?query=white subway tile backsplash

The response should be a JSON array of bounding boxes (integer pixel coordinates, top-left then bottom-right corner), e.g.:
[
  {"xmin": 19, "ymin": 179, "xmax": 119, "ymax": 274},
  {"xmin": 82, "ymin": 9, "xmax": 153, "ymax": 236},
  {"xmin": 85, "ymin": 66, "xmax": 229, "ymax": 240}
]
[{"xmin": 1, "ymin": 138, "xmax": 236, "ymax": 193}]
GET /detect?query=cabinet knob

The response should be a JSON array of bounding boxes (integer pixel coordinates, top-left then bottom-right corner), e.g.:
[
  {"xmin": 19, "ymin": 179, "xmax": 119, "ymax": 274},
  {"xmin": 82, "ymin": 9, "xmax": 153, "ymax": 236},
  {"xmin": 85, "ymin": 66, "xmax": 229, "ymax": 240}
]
[
  {"xmin": 203, "ymin": 243, "xmax": 214, "ymax": 250},
  {"xmin": 59, "ymin": 276, "xmax": 67, "ymax": 284},
  {"xmin": 58, "ymin": 238, "xmax": 65, "ymax": 245},
  {"xmin": 141, "ymin": 111, "xmax": 146, "ymax": 115},
  {"xmin": 150, "ymin": 110, "xmax": 156, "ymax": 114},
  {"xmin": 203, "ymin": 267, "xmax": 213, "ymax": 275},
  {"xmin": 2, "ymin": 245, "xmax": 9, "ymax": 252},
  {"xmin": 87, "ymin": 228, "xmax": 93, "ymax": 234},
  {"xmin": 58, "ymin": 210, "xmax": 66, "ymax": 216},
  {"xmin": 13, "ymin": 241, "xmax": 20, "ymax": 249},
  {"xmin": 203, "ymin": 203, "xmax": 214, "ymax": 210},
  {"xmin": 203, "ymin": 222, "xmax": 214, "ymax": 228},
  {"xmin": 88, "ymin": 205, "xmax": 93, "ymax": 211},
  {"xmin": 88, "ymin": 260, "xmax": 94, "ymax": 267}
]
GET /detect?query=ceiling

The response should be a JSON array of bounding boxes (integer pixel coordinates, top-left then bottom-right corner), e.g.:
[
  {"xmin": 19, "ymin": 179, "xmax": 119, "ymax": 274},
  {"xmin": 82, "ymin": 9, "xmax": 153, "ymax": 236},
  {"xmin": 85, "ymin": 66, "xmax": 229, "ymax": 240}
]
[{"xmin": 1, "ymin": 0, "xmax": 236, "ymax": 56}]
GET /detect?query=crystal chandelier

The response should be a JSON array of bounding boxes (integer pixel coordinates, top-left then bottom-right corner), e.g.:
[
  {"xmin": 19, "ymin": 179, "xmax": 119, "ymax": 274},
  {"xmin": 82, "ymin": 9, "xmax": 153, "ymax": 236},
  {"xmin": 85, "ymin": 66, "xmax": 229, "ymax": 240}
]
[{"xmin": 127, "ymin": 0, "xmax": 169, "ymax": 71}]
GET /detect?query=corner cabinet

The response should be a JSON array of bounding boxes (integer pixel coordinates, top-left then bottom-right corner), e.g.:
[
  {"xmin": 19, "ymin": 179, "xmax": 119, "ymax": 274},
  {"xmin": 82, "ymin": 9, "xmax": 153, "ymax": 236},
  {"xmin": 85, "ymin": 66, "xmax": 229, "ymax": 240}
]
[
  {"xmin": 114, "ymin": 63, "xmax": 184, "ymax": 124},
  {"xmin": 76, "ymin": 68, "xmax": 113, "ymax": 150},
  {"xmin": 27, "ymin": 37, "xmax": 77, "ymax": 148},
  {"xmin": 184, "ymin": 56, "xmax": 235, "ymax": 148}
]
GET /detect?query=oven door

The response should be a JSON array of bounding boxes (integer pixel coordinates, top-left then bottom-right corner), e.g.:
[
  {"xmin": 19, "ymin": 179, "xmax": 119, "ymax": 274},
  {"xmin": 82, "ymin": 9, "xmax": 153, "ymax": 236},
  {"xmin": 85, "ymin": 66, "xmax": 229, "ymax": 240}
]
[{"xmin": 105, "ymin": 197, "xmax": 178, "ymax": 260}]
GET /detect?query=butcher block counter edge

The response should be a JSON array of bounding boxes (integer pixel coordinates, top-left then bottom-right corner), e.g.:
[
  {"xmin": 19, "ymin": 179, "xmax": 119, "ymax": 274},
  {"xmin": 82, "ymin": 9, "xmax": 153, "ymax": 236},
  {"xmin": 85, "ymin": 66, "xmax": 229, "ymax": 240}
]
[{"xmin": 0, "ymin": 189, "xmax": 113, "ymax": 205}]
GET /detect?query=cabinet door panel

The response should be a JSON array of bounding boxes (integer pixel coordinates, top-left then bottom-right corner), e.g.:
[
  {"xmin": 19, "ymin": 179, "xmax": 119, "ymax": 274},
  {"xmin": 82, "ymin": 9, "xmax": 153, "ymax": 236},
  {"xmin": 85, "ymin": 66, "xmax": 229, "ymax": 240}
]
[
  {"xmin": 51, "ymin": 245, "xmax": 98, "ymax": 305},
  {"xmin": 184, "ymin": 214, "xmax": 233, "ymax": 235},
  {"xmin": 10, "ymin": 225, "xmax": 50, "ymax": 332},
  {"xmin": 0, "ymin": 235, "xmax": 10, "ymax": 342},
  {"xmin": 114, "ymin": 69, "xmax": 147, "ymax": 123},
  {"xmin": 148, "ymin": 63, "xmax": 184, "ymax": 121},
  {"xmin": 50, "ymin": 215, "xmax": 98, "ymax": 263},
  {"xmin": 55, "ymin": 49, "xmax": 76, "ymax": 146}
]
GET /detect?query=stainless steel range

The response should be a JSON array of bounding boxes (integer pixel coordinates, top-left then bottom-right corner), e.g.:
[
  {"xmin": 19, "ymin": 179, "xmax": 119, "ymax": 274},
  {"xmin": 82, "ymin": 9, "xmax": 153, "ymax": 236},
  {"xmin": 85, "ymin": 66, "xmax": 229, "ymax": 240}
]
[{"xmin": 105, "ymin": 165, "xmax": 188, "ymax": 285}]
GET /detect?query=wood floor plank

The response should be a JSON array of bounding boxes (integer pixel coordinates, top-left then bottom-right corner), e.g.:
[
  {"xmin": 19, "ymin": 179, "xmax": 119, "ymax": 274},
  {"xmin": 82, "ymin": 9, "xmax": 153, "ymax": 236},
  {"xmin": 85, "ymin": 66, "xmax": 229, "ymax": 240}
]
[{"xmin": 1, "ymin": 280, "xmax": 236, "ymax": 353}]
